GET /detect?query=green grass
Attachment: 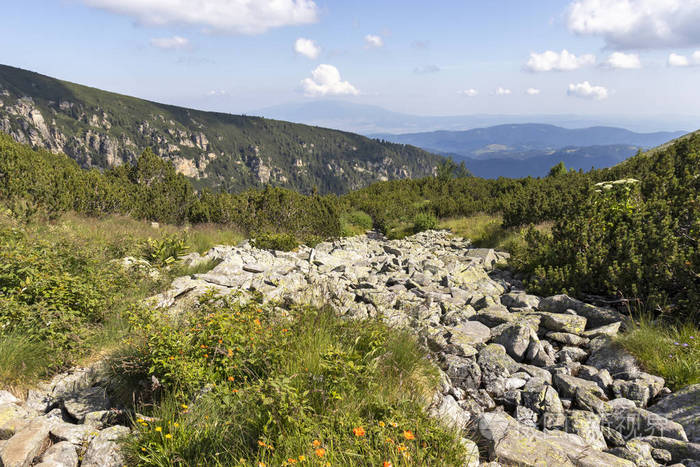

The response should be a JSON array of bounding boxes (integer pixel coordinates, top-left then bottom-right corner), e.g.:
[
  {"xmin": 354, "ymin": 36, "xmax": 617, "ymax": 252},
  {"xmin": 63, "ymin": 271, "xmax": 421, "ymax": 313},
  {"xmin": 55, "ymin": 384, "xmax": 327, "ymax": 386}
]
[
  {"xmin": 0, "ymin": 334, "xmax": 55, "ymax": 394},
  {"xmin": 438, "ymin": 214, "xmax": 552, "ymax": 251},
  {"xmin": 122, "ymin": 297, "xmax": 470, "ymax": 466},
  {"xmin": 617, "ymin": 317, "xmax": 699, "ymax": 390},
  {"xmin": 0, "ymin": 210, "xmax": 242, "ymax": 392}
]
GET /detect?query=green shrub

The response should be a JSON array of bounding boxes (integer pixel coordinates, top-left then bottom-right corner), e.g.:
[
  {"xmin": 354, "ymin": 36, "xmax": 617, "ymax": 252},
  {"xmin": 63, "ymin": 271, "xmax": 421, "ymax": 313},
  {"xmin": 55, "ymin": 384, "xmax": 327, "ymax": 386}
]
[
  {"xmin": 141, "ymin": 234, "xmax": 189, "ymax": 267},
  {"xmin": 252, "ymin": 233, "xmax": 299, "ymax": 252},
  {"xmin": 412, "ymin": 212, "xmax": 438, "ymax": 233}
]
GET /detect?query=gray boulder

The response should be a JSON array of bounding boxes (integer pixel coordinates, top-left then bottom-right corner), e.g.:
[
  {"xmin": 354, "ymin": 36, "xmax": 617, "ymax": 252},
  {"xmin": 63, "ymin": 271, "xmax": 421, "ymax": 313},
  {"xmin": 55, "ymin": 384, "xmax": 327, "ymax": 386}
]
[
  {"xmin": 538, "ymin": 294, "xmax": 625, "ymax": 328},
  {"xmin": 635, "ymin": 436, "xmax": 700, "ymax": 464},
  {"xmin": 586, "ymin": 336, "xmax": 641, "ymax": 380},
  {"xmin": 63, "ymin": 387, "xmax": 110, "ymax": 423},
  {"xmin": 537, "ymin": 312, "xmax": 587, "ymax": 334},
  {"xmin": 471, "ymin": 305, "xmax": 514, "ymax": 327},
  {"xmin": 38, "ymin": 441, "xmax": 78, "ymax": 467},
  {"xmin": 444, "ymin": 355, "xmax": 482, "ymax": 391},
  {"xmin": 0, "ymin": 419, "xmax": 51, "ymax": 467},
  {"xmin": 493, "ymin": 323, "xmax": 534, "ymax": 361},
  {"xmin": 81, "ymin": 425, "xmax": 130, "ymax": 467},
  {"xmin": 604, "ymin": 407, "xmax": 688, "ymax": 441},
  {"xmin": 648, "ymin": 384, "xmax": 700, "ymax": 443},
  {"xmin": 566, "ymin": 410, "xmax": 607, "ymax": 450}
]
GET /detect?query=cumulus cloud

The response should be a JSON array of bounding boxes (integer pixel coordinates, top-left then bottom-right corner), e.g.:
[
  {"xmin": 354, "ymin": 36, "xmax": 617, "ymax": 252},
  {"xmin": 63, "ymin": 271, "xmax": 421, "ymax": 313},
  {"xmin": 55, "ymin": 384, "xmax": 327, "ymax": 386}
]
[
  {"xmin": 294, "ymin": 38, "xmax": 320, "ymax": 59},
  {"xmin": 525, "ymin": 49, "xmax": 595, "ymax": 72},
  {"xmin": 668, "ymin": 53, "xmax": 689, "ymax": 66},
  {"xmin": 603, "ymin": 52, "xmax": 641, "ymax": 69},
  {"xmin": 364, "ymin": 34, "xmax": 383, "ymax": 48},
  {"xmin": 81, "ymin": 0, "xmax": 319, "ymax": 34},
  {"xmin": 300, "ymin": 64, "xmax": 359, "ymax": 97},
  {"xmin": 495, "ymin": 87, "xmax": 512, "ymax": 96},
  {"xmin": 150, "ymin": 35, "xmax": 189, "ymax": 49},
  {"xmin": 526, "ymin": 88, "xmax": 541, "ymax": 95},
  {"xmin": 567, "ymin": 81, "xmax": 609, "ymax": 100},
  {"xmin": 413, "ymin": 65, "xmax": 440, "ymax": 74},
  {"xmin": 667, "ymin": 51, "xmax": 700, "ymax": 66},
  {"xmin": 458, "ymin": 89, "xmax": 478, "ymax": 97},
  {"xmin": 567, "ymin": 0, "xmax": 700, "ymax": 49}
]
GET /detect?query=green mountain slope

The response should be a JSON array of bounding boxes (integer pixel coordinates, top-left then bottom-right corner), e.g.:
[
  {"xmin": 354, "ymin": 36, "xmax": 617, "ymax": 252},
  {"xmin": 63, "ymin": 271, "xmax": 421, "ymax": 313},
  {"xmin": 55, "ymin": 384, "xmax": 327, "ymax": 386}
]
[{"xmin": 0, "ymin": 64, "xmax": 442, "ymax": 194}]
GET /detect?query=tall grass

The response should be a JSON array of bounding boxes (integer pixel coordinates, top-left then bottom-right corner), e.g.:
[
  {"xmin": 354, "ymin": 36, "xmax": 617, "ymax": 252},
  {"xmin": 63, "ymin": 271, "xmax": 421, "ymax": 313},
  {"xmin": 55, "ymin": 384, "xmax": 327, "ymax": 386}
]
[
  {"xmin": 617, "ymin": 316, "xmax": 699, "ymax": 390},
  {"xmin": 0, "ymin": 334, "xmax": 55, "ymax": 393},
  {"xmin": 439, "ymin": 213, "xmax": 552, "ymax": 251},
  {"xmin": 123, "ymin": 301, "xmax": 469, "ymax": 466}
]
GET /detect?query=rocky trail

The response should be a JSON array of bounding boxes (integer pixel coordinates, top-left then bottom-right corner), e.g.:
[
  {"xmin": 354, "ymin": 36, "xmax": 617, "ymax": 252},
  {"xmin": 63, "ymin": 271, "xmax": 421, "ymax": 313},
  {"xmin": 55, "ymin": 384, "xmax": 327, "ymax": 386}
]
[{"xmin": 1, "ymin": 230, "xmax": 698, "ymax": 466}]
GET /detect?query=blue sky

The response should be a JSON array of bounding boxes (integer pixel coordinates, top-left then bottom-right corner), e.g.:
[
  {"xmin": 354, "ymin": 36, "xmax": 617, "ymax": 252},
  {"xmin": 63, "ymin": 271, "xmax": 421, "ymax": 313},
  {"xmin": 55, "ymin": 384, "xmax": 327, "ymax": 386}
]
[{"xmin": 3, "ymin": 0, "xmax": 700, "ymax": 122}]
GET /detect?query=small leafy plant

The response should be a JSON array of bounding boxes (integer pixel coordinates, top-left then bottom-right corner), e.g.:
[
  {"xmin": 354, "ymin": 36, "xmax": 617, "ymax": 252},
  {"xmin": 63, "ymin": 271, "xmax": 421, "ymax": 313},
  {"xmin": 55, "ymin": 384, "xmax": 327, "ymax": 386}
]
[{"xmin": 252, "ymin": 233, "xmax": 299, "ymax": 252}]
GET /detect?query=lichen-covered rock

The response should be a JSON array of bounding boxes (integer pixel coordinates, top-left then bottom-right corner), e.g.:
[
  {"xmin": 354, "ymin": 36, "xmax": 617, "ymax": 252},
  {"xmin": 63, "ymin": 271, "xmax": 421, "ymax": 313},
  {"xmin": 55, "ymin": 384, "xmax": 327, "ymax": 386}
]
[
  {"xmin": 81, "ymin": 425, "xmax": 130, "ymax": 467},
  {"xmin": 538, "ymin": 294, "xmax": 625, "ymax": 328},
  {"xmin": 0, "ymin": 404, "xmax": 33, "ymax": 440},
  {"xmin": 429, "ymin": 395, "xmax": 471, "ymax": 430},
  {"xmin": 635, "ymin": 436, "xmax": 700, "ymax": 464},
  {"xmin": 0, "ymin": 419, "xmax": 51, "ymax": 467},
  {"xmin": 493, "ymin": 323, "xmax": 534, "ymax": 361},
  {"xmin": 444, "ymin": 355, "xmax": 482, "ymax": 391},
  {"xmin": 586, "ymin": 336, "xmax": 641, "ymax": 380},
  {"xmin": 537, "ymin": 312, "xmax": 587, "ymax": 334},
  {"xmin": 648, "ymin": 383, "xmax": 700, "ymax": 443},
  {"xmin": 37, "ymin": 441, "xmax": 78, "ymax": 467},
  {"xmin": 566, "ymin": 410, "xmax": 607, "ymax": 450},
  {"xmin": 604, "ymin": 407, "xmax": 688, "ymax": 441}
]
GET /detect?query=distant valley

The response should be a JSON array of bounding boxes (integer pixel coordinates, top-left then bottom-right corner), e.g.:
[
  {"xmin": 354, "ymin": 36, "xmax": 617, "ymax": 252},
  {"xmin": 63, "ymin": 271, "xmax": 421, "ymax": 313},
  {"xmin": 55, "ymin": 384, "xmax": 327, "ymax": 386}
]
[{"xmin": 372, "ymin": 124, "xmax": 687, "ymax": 178}]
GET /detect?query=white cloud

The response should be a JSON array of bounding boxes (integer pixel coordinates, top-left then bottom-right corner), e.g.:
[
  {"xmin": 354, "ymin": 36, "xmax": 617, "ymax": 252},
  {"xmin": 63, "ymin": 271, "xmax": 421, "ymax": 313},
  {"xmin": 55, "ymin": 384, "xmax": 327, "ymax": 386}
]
[
  {"xmin": 207, "ymin": 90, "xmax": 229, "ymax": 96},
  {"xmin": 667, "ymin": 51, "xmax": 700, "ymax": 67},
  {"xmin": 458, "ymin": 89, "xmax": 478, "ymax": 97},
  {"xmin": 150, "ymin": 36, "xmax": 189, "ymax": 49},
  {"xmin": 525, "ymin": 49, "xmax": 595, "ymax": 72},
  {"xmin": 495, "ymin": 87, "xmax": 512, "ymax": 96},
  {"xmin": 567, "ymin": 81, "xmax": 609, "ymax": 100},
  {"xmin": 667, "ymin": 52, "xmax": 689, "ymax": 67},
  {"xmin": 364, "ymin": 34, "xmax": 383, "ymax": 48},
  {"xmin": 81, "ymin": 0, "xmax": 319, "ymax": 34},
  {"xmin": 526, "ymin": 88, "xmax": 541, "ymax": 95},
  {"xmin": 294, "ymin": 38, "xmax": 320, "ymax": 59},
  {"xmin": 603, "ymin": 52, "xmax": 641, "ymax": 69},
  {"xmin": 567, "ymin": 0, "xmax": 700, "ymax": 49},
  {"xmin": 300, "ymin": 64, "xmax": 359, "ymax": 97}
]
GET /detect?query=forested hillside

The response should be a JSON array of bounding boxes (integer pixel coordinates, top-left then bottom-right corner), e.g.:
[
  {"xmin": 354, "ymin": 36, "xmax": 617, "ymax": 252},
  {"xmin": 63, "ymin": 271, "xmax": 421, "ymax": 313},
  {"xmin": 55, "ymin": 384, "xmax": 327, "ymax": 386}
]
[{"xmin": 0, "ymin": 64, "xmax": 442, "ymax": 194}]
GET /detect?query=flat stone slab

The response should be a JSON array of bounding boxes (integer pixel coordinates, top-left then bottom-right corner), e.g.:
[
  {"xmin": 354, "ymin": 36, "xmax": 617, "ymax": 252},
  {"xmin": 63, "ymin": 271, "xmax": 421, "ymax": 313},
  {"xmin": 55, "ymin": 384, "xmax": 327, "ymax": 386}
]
[{"xmin": 0, "ymin": 419, "xmax": 51, "ymax": 467}]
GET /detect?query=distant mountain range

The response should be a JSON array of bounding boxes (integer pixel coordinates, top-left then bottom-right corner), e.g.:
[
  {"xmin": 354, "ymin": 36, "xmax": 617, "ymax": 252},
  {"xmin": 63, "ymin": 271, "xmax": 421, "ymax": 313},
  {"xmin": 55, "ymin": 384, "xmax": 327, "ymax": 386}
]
[
  {"xmin": 370, "ymin": 124, "xmax": 687, "ymax": 178},
  {"xmin": 255, "ymin": 100, "xmax": 697, "ymax": 135},
  {"xmin": 0, "ymin": 65, "xmax": 442, "ymax": 194}
]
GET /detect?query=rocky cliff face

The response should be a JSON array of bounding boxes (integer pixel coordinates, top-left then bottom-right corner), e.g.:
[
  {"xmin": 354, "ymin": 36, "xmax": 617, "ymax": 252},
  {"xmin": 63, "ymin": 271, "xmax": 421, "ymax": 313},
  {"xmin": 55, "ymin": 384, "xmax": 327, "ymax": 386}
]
[
  {"xmin": 2, "ymin": 230, "xmax": 699, "ymax": 466},
  {"xmin": 0, "ymin": 65, "xmax": 442, "ymax": 194}
]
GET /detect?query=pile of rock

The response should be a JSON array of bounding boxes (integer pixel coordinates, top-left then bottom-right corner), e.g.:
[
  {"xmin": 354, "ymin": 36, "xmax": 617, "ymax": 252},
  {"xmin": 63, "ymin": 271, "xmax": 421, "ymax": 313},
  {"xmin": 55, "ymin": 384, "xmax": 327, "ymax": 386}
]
[
  {"xmin": 163, "ymin": 230, "xmax": 699, "ymax": 466},
  {"xmin": 0, "ymin": 361, "xmax": 129, "ymax": 467}
]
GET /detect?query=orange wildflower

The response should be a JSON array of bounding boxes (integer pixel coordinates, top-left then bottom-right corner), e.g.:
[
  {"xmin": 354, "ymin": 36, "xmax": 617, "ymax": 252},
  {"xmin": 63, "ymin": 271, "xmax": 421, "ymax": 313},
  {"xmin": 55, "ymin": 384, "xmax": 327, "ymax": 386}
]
[
  {"xmin": 228, "ymin": 376, "xmax": 235, "ymax": 382},
  {"xmin": 403, "ymin": 430, "xmax": 415, "ymax": 440},
  {"xmin": 254, "ymin": 318, "xmax": 261, "ymax": 327},
  {"xmin": 258, "ymin": 440, "xmax": 266, "ymax": 447},
  {"xmin": 383, "ymin": 462, "xmax": 392, "ymax": 467},
  {"xmin": 227, "ymin": 348, "xmax": 233, "ymax": 357},
  {"xmin": 314, "ymin": 448, "xmax": 326, "ymax": 458},
  {"xmin": 312, "ymin": 440, "xmax": 321, "ymax": 448},
  {"xmin": 287, "ymin": 458, "xmax": 297, "ymax": 464},
  {"xmin": 352, "ymin": 426, "xmax": 366, "ymax": 437},
  {"xmin": 378, "ymin": 421, "xmax": 385, "ymax": 427}
]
